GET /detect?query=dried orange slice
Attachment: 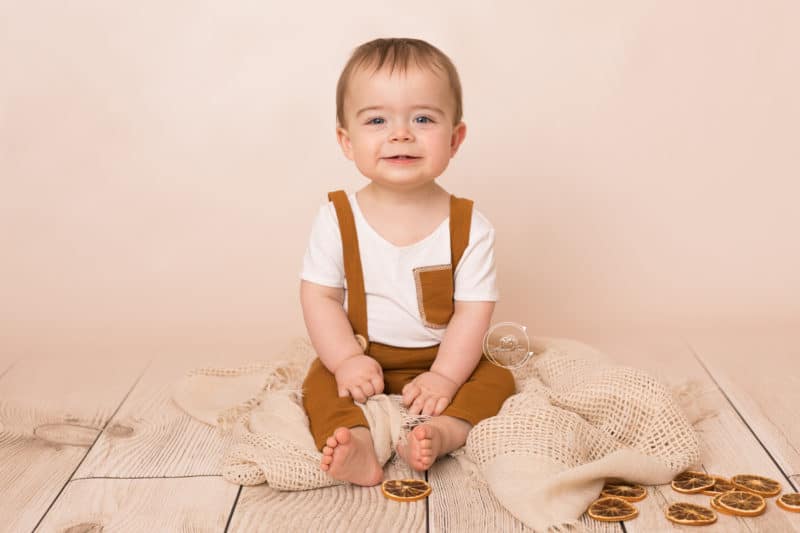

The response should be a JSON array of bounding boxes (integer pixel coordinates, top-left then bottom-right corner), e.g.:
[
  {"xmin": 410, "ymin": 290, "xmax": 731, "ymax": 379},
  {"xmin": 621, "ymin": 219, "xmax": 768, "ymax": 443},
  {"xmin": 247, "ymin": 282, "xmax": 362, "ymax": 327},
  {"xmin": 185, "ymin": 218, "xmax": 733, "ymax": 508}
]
[
  {"xmin": 701, "ymin": 475, "xmax": 737, "ymax": 496},
  {"xmin": 777, "ymin": 493, "xmax": 800, "ymax": 513},
  {"xmin": 600, "ymin": 481, "xmax": 647, "ymax": 502},
  {"xmin": 380, "ymin": 479, "xmax": 431, "ymax": 502},
  {"xmin": 710, "ymin": 494, "xmax": 737, "ymax": 516},
  {"xmin": 716, "ymin": 490, "xmax": 766, "ymax": 517},
  {"xmin": 587, "ymin": 497, "xmax": 639, "ymax": 522},
  {"xmin": 731, "ymin": 474, "xmax": 782, "ymax": 497},
  {"xmin": 665, "ymin": 502, "xmax": 717, "ymax": 525},
  {"xmin": 671, "ymin": 471, "xmax": 715, "ymax": 494}
]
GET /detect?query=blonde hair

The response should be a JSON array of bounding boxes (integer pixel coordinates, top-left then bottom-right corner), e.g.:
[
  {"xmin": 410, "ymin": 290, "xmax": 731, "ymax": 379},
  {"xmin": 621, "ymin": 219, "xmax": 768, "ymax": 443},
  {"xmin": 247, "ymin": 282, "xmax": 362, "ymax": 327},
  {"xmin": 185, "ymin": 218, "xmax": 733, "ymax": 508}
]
[{"xmin": 336, "ymin": 38, "xmax": 463, "ymax": 128}]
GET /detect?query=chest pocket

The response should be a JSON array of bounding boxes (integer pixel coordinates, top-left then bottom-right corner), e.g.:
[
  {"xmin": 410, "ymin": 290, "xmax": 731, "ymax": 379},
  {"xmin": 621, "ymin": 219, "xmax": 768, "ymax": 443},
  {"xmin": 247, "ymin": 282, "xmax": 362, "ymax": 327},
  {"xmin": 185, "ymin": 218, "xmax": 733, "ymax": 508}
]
[{"xmin": 413, "ymin": 264, "xmax": 454, "ymax": 329}]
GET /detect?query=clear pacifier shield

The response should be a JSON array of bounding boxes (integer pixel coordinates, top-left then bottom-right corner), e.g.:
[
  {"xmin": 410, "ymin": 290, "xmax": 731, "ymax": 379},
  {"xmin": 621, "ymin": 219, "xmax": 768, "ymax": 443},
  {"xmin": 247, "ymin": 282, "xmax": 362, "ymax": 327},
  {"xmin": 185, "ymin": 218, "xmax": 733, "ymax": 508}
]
[{"xmin": 482, "ymin": 321, "xmax": 534, "ymax": 369}]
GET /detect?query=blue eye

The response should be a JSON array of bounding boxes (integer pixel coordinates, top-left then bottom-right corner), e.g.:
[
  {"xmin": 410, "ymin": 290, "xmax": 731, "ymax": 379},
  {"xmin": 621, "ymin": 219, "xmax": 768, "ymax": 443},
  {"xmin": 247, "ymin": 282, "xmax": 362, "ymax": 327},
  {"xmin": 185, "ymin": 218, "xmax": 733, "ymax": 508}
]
[
  {"xmin": 367, "ymin": 117, "xmax": 385, "ymax": 125},
  {"xmin": 415, "ymin": 116, "xmax": 433, "ymax": 124}
]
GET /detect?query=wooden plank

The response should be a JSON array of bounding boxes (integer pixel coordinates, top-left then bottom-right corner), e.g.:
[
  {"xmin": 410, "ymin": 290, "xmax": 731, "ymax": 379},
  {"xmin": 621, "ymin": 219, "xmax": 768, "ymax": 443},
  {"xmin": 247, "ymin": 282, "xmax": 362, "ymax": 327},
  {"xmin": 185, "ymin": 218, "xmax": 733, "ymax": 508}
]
[
  {"xmin": 78, "ymin": 348, "xmax": 426, "ymax": 530},
  {"xmin": 32, "ymin": 476, "xmax": 238, "ymax": 532},
  {"xmin": 428, "ymin": 455, "xmax": 621, "ymax": 532},
  {"xmin": 229, "ymin": 458, "xmax": 426, "ymax": 532},
  {"xmin": 74, "ymin": 352, "xmax": 242, "ymax": 478},
  {"xmin": 574, "ymin": 328, "xmax": 800, "ymax": 532},
  {"xmin": 684, "ymin": 327, "xmax": 800, "ymax": 491},
  {"xmin": 0, "ymin": 352, "xmax": 147, "ymax": 532}
]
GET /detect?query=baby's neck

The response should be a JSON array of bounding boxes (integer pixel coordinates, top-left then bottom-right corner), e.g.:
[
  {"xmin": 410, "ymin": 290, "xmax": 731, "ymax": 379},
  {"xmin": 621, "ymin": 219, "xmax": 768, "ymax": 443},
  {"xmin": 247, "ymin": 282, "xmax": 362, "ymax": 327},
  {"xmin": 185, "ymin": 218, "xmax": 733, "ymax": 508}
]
[{"xmin": 356, "ymin": 182, "xmax": 452, "ymax": 247}]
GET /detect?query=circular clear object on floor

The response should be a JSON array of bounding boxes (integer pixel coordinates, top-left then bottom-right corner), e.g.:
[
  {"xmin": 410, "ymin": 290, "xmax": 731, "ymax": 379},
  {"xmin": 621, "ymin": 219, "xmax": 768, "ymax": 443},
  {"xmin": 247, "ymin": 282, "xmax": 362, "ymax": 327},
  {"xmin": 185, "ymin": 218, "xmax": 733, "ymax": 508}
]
[{"xmin": 482, "ymin": 322, "xmax": 534, "ymax": 369}]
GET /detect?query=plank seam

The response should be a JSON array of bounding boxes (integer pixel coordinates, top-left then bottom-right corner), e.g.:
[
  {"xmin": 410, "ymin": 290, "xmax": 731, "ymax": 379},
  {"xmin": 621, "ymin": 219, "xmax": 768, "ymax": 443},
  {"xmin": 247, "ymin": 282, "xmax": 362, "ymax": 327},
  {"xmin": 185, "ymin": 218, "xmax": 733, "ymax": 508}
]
[
  {"xmin": 683, "ymin": 338, "xmax": 799, "ymax": 493},
  {"xmin": 224, "ymin": 485, "xmax": 243, "ymax": 532},
  {"xmin": 71, "ymin": 474, "xmax": 222, "ymax": 481},
  {"xmin": 30, "ymin": 358, "xmax": 154, "ymax": 533},
  {"xmin": 425, "ymin": 469, "xmax": 430, "ymax": 533},
  {"xmin": 0, "ymin": 357, "xmax": 20, "ymax": 382}
]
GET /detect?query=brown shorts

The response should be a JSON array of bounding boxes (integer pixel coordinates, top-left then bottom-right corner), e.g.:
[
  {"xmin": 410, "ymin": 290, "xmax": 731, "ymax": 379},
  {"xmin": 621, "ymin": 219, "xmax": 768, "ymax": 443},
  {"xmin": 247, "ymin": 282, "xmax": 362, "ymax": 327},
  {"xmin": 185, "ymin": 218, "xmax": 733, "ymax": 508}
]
[{"xmin": 302, "ymin": 341, "xmax": 516, "ymax": 451}]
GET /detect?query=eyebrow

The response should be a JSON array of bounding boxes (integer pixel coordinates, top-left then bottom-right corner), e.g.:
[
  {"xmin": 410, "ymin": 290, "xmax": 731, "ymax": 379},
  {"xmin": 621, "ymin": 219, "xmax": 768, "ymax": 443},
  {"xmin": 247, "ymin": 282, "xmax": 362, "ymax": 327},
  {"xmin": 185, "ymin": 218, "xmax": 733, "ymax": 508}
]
[{"xmin": 356, "ymin": 105, "xmax": 446, "ymax": 117}]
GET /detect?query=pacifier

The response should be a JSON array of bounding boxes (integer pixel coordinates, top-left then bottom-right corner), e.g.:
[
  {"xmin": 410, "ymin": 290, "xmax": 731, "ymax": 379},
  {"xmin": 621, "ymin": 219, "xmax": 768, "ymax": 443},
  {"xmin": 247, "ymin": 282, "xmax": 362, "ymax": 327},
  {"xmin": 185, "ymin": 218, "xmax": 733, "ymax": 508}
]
[{"xmin": 482, "ymin": 322, "xmax": 534, "ymax": 369}]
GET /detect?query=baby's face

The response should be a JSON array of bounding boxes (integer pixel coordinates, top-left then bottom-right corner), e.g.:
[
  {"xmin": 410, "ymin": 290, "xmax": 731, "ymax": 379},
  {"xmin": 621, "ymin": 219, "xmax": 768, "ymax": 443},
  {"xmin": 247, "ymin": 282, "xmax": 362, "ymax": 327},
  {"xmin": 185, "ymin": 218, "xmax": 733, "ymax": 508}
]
[{"xmin": 337, "ymin": 64, "xmax": 466, "ymax": 191}]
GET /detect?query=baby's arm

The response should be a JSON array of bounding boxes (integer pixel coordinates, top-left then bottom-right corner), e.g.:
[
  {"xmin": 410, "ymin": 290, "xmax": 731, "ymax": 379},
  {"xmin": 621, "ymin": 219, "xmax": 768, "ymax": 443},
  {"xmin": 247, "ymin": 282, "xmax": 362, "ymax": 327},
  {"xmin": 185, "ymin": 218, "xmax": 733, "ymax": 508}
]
[
  {"xmin": 300, "ymin": 280, "xmax": 384, "ymax": 402},
  {"xmin": 403, "ymin": 300, "xmax": 494, "ymax": 416}
]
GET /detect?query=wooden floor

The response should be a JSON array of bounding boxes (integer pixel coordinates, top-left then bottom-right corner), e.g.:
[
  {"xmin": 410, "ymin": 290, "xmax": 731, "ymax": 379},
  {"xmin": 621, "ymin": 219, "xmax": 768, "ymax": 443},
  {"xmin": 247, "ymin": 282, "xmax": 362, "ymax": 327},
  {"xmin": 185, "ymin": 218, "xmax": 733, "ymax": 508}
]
[{"xmin": 1, "ymin": 325, "xmax": 799, "ymax": 532}]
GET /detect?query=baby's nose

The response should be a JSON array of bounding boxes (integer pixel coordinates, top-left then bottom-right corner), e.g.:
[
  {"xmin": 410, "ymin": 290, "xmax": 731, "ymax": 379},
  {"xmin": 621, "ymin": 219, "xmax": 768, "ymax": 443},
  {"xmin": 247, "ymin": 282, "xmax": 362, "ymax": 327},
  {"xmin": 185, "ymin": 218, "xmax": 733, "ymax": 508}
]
[{"xmin": 390, "ymin": 128, "xmax": 413, "ymax": 141}]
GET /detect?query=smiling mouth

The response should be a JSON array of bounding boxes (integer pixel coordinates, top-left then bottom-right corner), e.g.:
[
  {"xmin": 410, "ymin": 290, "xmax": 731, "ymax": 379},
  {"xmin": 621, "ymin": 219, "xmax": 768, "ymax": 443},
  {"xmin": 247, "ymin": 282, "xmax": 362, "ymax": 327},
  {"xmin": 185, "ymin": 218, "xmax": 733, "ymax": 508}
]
[{"xmin": 385, "ymin": 155, "xmax": 420, "ymax": 160}]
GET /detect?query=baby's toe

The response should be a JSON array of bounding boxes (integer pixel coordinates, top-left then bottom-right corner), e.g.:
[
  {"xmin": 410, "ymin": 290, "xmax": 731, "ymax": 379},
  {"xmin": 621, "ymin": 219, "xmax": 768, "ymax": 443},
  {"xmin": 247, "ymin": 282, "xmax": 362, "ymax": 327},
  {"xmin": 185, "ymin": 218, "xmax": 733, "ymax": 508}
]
[
  {"xmin": 413, "ymin": 424, "xmax": 433, "ymax": 441},
  {"xmin": 333, "ymin": 427, "xmax": 351, "ymax": 444}
]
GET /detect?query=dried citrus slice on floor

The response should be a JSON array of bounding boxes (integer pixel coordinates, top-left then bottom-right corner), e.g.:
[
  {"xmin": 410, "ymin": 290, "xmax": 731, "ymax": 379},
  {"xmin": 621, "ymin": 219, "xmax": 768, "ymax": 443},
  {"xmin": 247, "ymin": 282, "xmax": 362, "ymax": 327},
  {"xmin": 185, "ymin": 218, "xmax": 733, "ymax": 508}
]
[
  {"xmin": 665, "ymin": 502, "xmax": 717, "ymax": 525},
  {"xmin": 671, "ymin": 471, "xmax": 715, "ymax": 494},
  {"xmin": 380, "ymin": 479, "xmax": 431, "ymax": 502},
  {"xmin": 587, "ymin": 496, "xmax": 639, "ymax": 522},
  {"xmin": 600, "ymin": 481, "xmax": 647, "ymax": 502},
  {"xmin": 710, "ymin": 494, "xmax": 737, "ymax": 516},
  {"xmin": 715, "ymin": 490, "xmax": 766, "ymax": 516},
  {"xmin": 777, "ymin": 493, "xmax": 800, "ymax": 513},
  {"xmin": 701, "ymin": 475, "xmax": 738, "ymax": 496},
  {"xmin": 731, "ymin": 474, "xmax": 782, "ymax": 497}
]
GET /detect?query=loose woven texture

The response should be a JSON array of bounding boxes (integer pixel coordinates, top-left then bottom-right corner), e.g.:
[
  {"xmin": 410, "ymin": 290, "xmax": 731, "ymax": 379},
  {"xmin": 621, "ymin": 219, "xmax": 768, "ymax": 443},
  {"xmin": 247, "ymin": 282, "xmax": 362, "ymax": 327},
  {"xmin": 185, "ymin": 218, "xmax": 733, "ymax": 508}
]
[
  {"xmin": 171, "ymin": 336, "xmax": 700, "ymax": 531},
  {"xmin": 470, "ymin": 339, "xmax": 698, "ymax": 472}
]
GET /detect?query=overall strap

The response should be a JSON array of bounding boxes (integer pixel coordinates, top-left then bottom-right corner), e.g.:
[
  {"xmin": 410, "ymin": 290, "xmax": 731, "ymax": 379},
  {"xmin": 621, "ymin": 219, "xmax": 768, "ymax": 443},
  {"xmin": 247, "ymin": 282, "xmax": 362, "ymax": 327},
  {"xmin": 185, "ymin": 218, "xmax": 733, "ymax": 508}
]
[
  {"xmin": 449, "ymin": 195, "xmax": 474, "ymax": 270},
  {"xmin": 327, "ymin": 190, "xmax": 369, "ymax": 345}
]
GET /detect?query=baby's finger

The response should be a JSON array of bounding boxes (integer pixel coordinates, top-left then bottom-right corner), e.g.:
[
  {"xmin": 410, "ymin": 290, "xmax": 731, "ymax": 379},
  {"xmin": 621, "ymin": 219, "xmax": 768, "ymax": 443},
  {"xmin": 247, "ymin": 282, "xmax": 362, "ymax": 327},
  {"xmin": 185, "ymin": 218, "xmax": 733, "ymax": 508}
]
[
  {"xmin": 360, "ymin": 381, "xmax": 375, "ymax": 398},
  {"xmin": 422, "ymin": 397, "xmax": 438, "ymax": 417},
  {"xmin": 409, "ymin": 396, "xmax": 426, "ymax": 415},
  {"xmin": 434, "ymin": 397, "xmax": 450, "ymax": 416},
  {"xmin": 350, "ymin": 385, "xmax": 367, "ymax": 404},
  {"xmin": 402, "ymin": 384, "xmax": 419, "ymax": 406},
  {"xmin": 370, "ymin": 376, "xmax": 384, "ymax": 395},
  {"xmin": 338, "ymin": 387, "xmax": 350, "ymax": 398}
]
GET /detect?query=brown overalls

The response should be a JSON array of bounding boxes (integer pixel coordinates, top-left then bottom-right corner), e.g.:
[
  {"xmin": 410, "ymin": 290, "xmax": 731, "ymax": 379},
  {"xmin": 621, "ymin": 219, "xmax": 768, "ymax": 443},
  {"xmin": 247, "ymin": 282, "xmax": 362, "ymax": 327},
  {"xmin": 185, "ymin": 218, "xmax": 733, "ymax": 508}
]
[{"xmin": 302, "ymin": 190, "xmax": 516, "ymax": 452}]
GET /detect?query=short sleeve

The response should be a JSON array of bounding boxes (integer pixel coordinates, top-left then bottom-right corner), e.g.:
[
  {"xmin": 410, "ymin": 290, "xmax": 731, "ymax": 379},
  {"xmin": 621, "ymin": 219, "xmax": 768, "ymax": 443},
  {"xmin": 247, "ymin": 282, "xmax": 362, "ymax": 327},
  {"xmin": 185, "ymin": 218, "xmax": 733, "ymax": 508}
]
[
  {"xmin": 453, "ymin": 212, "xmax": 499, "ymax": 301},
  {"xmin": 299, "ymin": 202, "xmax": 345, "ymax": 288}
]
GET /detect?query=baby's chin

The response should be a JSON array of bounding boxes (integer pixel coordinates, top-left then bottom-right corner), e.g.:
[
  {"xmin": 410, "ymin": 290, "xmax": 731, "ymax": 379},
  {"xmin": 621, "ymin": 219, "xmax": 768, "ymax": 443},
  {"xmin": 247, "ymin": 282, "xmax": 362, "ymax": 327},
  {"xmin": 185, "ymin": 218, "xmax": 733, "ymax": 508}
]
[{"xmin": 358, "ymin": 167, "xmax": 451, "ymax": 189}]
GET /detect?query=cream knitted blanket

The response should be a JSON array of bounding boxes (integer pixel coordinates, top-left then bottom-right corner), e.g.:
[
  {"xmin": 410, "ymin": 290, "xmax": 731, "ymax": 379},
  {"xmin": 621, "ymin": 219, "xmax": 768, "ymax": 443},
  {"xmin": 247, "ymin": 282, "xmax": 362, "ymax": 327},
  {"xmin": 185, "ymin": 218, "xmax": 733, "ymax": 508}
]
[{"xmin": 172, "ymin": 336, "xmax": 700, "ymax": 532}]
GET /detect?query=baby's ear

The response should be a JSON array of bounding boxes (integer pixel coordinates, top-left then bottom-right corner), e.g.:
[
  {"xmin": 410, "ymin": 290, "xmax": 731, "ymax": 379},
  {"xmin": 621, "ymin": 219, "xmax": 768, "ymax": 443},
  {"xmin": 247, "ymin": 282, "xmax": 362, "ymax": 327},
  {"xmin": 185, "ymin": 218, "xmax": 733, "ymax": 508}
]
[
  {"xmin": 450, "ymin": 121, "xmax": 467, "ymax": 157},
  {"xmin": 336, "ymin": 126, "xmax": 354, "ymax": 160}
]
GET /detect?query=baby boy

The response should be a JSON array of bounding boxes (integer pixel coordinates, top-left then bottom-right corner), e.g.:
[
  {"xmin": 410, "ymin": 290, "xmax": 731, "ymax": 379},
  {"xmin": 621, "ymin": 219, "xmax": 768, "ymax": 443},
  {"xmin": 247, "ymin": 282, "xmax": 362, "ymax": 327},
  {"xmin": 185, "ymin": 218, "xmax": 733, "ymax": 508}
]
[{"xmin": 299, "ymin": 37, "xmax": 516, "ymax": 487}]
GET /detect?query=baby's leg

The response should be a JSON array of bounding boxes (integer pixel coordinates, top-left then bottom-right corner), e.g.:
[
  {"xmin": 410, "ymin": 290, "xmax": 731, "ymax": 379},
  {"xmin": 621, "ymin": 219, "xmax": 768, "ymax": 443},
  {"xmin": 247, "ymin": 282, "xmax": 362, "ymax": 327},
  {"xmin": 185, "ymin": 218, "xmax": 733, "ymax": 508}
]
[
  {"xmin": 396, "ymin": 416, "xmax": 472, "ymax": 472},
  {"xmin": 320, "ymin": 425, "xmax": 384, "ymax": 486}
]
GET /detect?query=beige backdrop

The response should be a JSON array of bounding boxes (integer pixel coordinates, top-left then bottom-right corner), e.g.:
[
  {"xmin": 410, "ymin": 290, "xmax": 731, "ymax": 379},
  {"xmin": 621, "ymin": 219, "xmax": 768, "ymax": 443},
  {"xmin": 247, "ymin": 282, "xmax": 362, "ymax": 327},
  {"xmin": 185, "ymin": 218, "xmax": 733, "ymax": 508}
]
[{"xmin": 2, "ymin": 1, "xmax": 798, "ymax": 358}]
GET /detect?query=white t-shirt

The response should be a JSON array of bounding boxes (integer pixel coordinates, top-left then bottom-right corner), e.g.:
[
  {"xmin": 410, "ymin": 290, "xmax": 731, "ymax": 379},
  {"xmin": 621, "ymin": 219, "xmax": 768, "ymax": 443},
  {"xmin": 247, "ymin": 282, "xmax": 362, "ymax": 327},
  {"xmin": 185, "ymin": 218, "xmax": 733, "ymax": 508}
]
[{"xmin": 300, "ymin": 192, "xmax": 499, "ymax": 348}]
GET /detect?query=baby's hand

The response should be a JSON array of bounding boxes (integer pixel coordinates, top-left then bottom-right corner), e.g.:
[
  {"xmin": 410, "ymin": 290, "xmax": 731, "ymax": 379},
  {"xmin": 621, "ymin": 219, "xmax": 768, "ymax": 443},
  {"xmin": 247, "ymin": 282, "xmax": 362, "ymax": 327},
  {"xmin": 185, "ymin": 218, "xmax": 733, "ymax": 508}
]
[
  {"xmin": 402, "ymin": 371, "xmax": 459, "ymax": 417},
  {"xmin": 333, "ymin": 354, "xmax": 385, "ymax": 404}
]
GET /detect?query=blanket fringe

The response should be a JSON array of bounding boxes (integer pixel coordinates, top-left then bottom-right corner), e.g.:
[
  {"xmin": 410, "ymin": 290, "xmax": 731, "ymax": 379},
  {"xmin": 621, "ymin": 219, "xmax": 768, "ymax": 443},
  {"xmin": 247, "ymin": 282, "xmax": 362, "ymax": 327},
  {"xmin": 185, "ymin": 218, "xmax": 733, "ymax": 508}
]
[
  {"xmin": 206, "ymin": 337, "xmax": 317, "ymax": 435},
  {"xmin": 545, "ymin": 521, "xmax": 582, "ymax": 532},
  {"xmin": 216, "ymin": 382, "xmax": 306, "ymax": 436}
]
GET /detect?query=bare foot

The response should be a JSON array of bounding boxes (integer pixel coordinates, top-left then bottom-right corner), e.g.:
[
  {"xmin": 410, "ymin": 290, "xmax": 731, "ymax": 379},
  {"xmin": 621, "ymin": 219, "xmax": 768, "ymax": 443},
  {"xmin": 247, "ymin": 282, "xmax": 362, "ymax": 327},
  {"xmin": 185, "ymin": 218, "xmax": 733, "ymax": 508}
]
[
  {"xmin": 320, "ymin": 426, "xmax": 384, "ymax": 486},
  {"xmin": 396, "ymin": 423, "xmax": 442, "ymax": 472}
]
